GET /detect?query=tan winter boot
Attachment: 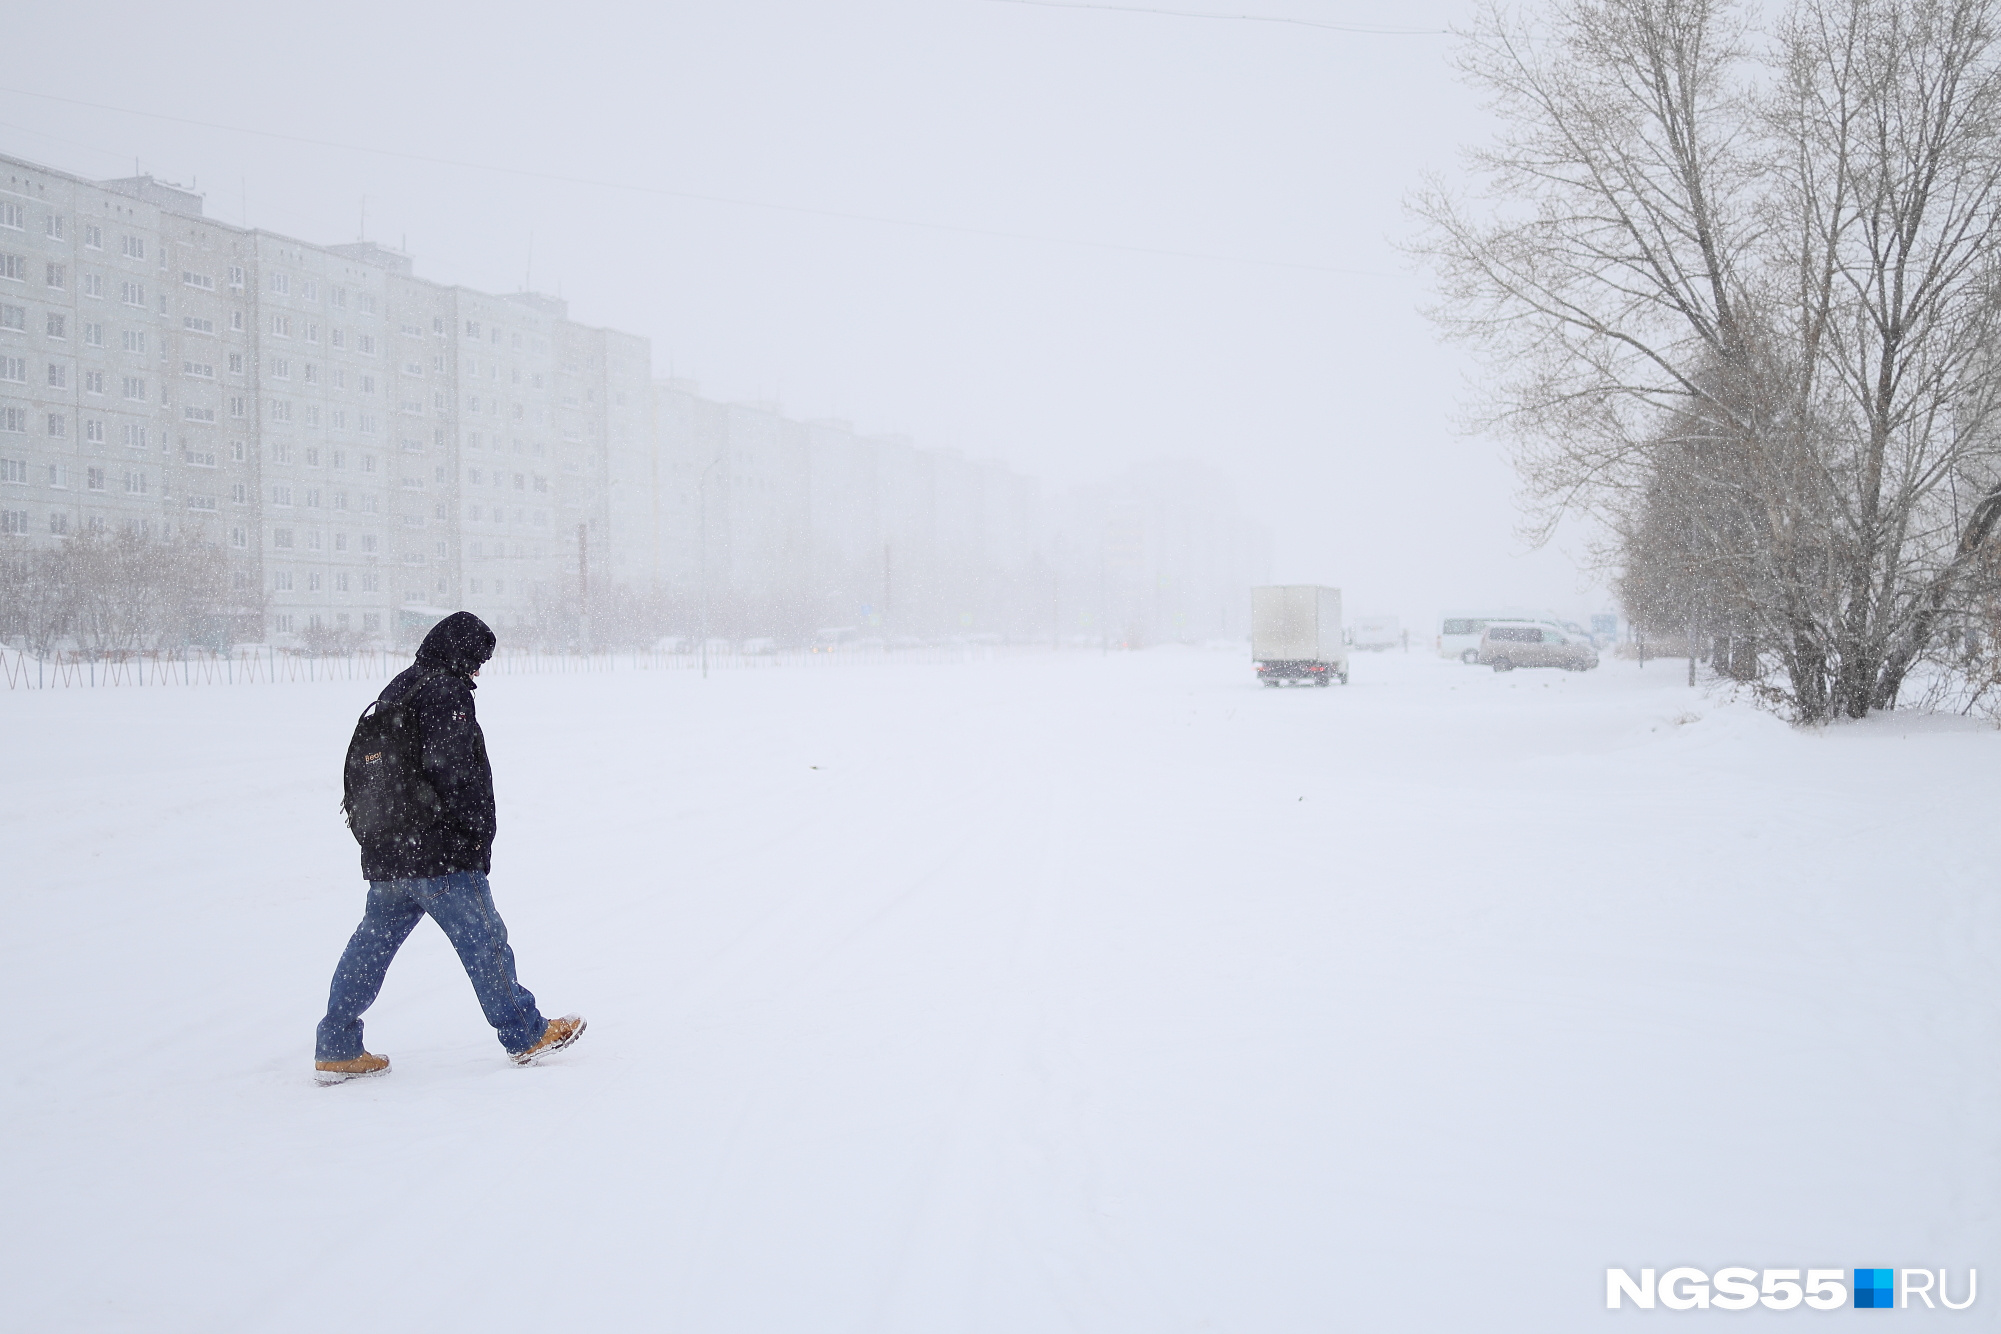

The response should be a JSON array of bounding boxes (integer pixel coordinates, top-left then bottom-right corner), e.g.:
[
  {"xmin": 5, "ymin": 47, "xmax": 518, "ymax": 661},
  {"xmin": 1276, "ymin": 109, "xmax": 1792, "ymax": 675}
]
[
  {"xmin": 314, "ymin": 1052, "xmax": 390, "ymax": 1085},
  {"xmin": 510, "ymin": 1015, "xmax": 586, "ymax": 1066}
]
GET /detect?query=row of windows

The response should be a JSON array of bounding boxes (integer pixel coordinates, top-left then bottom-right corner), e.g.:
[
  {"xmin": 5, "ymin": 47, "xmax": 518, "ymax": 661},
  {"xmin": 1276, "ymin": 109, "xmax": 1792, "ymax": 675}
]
[
  {"xmin": 0, "ymin": 461, "xmax": 157, "ymax": 492},
  {"xmin": 265, "ymin": 315, "xmax": 375, "ymax": 352},
  {"xmin": 468, "ymin": 506, "xmax": 550, "ymax": 527},
  {"xmin": 270, "ymin": 568, "xmax": 382, "ymax": 593},
  {"xmin": 4, "ymin": 459, "xmax": 130, "ymax": 491},
  {"xmin": 466, "ymin": 468, "xmax": 547, "ymax": 491},
  {"xmin": 269, "ymin": 486, "xmax": 386, "ymax": 514},
  {"xmin": 270, "ymin": 528, "xmax": 381, "ymax": 555},
  {"xmin": 1, "ymin": 298, "xmax": 241, "ymax": 343},
  {"xmin": 265, "ymin": 444, "xmax": 374, "ymax": 471},
  {"xmin": 270, "ymin": 401, "xmax": 383, "ymax": 431},
  {"xmin": 270, "ymin": 613, "xmax": 387, "ymax": 634},
  {"xmin": 2, "ymin": 270, "xmax": 153, "ymax": 306}
]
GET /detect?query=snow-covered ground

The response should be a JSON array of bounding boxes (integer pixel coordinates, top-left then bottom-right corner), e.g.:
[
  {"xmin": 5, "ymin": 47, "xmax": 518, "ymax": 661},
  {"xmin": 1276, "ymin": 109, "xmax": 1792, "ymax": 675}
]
[{"xmin": 3, "ymin": 648, "xmax": 1993, "ymax": 1331}]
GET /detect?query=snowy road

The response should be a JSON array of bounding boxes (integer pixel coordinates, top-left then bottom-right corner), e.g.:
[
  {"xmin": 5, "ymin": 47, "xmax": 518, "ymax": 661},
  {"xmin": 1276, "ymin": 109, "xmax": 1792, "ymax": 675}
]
[{"xmin": 2, "ymin": 649, "xmax": 1994, "ymax": 1331}]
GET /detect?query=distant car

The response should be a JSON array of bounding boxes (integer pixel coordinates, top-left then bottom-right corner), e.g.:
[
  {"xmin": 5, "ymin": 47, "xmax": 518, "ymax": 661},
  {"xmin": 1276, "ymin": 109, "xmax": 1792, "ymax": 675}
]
[
  {"xmin": 1478, "ymin": 621, "xmax": 1599, "ymax": 672},
  {"xmin": 1349, "ymin": 615, "xmax": 1401, "ymax": 652}
]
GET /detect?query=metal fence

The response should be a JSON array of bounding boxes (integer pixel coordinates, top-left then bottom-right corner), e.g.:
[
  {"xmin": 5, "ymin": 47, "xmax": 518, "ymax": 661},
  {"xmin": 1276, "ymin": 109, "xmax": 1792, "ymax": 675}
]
[{"xmin": 1, "ymin": 643, "xmax": 1038, "ymax": 691}]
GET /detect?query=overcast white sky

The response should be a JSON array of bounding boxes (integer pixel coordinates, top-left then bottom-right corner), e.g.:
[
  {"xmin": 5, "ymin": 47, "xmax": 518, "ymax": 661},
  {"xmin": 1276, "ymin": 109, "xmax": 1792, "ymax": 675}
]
[{"xmin": 3, "ymin": 0, "xmax": 1609, "ymax": 628}]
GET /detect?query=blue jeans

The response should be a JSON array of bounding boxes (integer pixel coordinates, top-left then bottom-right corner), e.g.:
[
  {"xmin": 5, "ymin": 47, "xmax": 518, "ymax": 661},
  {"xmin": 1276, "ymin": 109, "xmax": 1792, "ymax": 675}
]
[{"xmin": 316, "ymin": 871, "xmax": 547, "ymax": 1060}]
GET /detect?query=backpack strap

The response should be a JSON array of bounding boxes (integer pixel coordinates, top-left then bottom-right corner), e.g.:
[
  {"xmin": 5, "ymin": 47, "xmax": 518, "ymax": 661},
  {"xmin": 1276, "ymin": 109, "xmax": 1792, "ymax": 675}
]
[{"xmin": 379, "ymin": 665, "xmax": 448, "ymax": 707}]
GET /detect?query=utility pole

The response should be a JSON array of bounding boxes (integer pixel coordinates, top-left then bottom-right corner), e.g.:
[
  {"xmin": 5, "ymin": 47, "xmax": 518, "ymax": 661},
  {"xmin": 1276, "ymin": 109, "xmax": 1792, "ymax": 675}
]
[
  {"xmin": 699, "ymin": 456, "xmax": 723, "ymax": 679},
  {"xmin": 577, "ymin": 523, "xmax": 589, "ymax": 650},
  {"xmin": 883, "ymin": 543, "xmax": 892, "ymax": 647},
  {"xmin": 1099, "ymin": 532, "xmax": 1109, "ymax": 656}
]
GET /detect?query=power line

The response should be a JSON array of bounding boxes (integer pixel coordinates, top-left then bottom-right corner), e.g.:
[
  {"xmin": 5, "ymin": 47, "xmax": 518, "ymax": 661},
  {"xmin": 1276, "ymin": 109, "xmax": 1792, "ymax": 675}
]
[
  {"xmin": 980, "ymin": 0, "xmax": 1447, "ymax": 36},
  {"xmin": 0, "ymin": 84, "xmax": 1394, "ymax": 279}
]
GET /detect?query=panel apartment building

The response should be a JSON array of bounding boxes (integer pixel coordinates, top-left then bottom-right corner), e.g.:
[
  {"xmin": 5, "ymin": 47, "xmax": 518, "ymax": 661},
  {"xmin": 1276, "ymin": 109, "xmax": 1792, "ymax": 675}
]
[
  {"xmin": 0, "ymin": 152, "xmax": 650, "ymax": 646},
  {"xmin": 3, "ymin": 149, "xmax": 1259, "ymax": 652}
]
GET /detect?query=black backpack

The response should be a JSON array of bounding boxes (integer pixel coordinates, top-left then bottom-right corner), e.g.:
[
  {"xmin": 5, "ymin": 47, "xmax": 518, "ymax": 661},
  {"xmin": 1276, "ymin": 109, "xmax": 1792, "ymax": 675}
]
[{"xmin": 340, "ymin": 672, "xmax": 444, "ymax": 843}]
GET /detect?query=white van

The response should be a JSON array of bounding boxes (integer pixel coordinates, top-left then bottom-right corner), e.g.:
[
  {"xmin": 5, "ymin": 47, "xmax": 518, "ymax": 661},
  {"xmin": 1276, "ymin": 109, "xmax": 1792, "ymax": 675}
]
[
  {"xmin": 1438, "ymin": 613, "xmax": 1506, "ymax": 663},
  {"xmin": 1438, "ymin": 611, "xmax": 1568, "ymax": 663}
]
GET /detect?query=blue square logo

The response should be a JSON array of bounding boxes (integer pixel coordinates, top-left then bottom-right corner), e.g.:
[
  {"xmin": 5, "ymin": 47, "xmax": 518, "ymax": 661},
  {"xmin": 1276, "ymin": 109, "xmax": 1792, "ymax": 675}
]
[{"xmin": 1854, "ymin": 1269, "xmax": 1895, "ymax": 1309}]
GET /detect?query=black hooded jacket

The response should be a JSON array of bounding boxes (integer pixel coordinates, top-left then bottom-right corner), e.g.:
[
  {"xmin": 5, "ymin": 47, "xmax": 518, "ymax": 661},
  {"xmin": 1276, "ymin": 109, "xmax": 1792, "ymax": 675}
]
[{"xmin": 358, "ymin": 612, "xmax": 499, "ymax": 881}]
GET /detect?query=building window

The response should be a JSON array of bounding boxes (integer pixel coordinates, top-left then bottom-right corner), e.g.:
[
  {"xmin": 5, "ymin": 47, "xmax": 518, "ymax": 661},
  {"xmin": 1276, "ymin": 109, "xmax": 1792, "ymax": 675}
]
[
  {"xmin": 0, "ymin": 254, "xmax": 24, "ymax": 282},
  {"xmin": 122, "ymin": 330, "xmax": 145, "ymax": 353},
  {"xmin": 0, "ymin": 305, "xmax": 22, "ymax": 330},
  {"xmin": 270, "ymin": 272, "xmax": 290, "ymax": 295},
  {"xmin": 273, "ymin": 485, "xmax": 293, "ymax": 506},
  {"xmin": 87, "ymin": 467, "xmax": 105, "ymax": 491},
  {"xmin": 81, "ymin": 273, "xmax": 102, "ymax": 299},
  {"xmin": 121, "ymin": 235, "xmax": 144, "ymax": 260},
  {"xmin": 0, "ymin": 510, "xmax": 28, "ymax": 535},
  {"xmin": 228, "ymin": 352, "xmax": 243, "ymax": 374},
  {"xmin": 120, "ymin": 281, "xmax": 144, "ymax": 307},
  {"xmin": 273, "ymin": 528, "xmax": 294, "ymax": 549},
  {"xmin": 0, "ymin": 202, "xmax": 21, "ymax": 230},
  {"xmin": 83, "ymin": 224, "xmax": 102, "ymax": 249},
  {"xmin": 46, "ymin": 363, "xmax": 66, "ymax": 389},
  {"xmin": 83, "ymin": 322, "xmax": 102, "ymax": 347},
  {"xmin": 230, "ymin": 526, "xmax": 246, "ymax": 548},
  {"xmin": 182, "ymin": 271, "xmax": 215, "ymax": 291},
  {"xmin": 120, "ymin": 423, "xmax": 147, "ymax": 449},
  {"xmin": 84, "ymin": 419, "xmax": 104, "ymax": 443},
  {"xmin": 45, "ymin": 263, "xmax": 64, "ymax": 289},
  {"xmin": 307, "ymin": 572, "xmax": 321, "ymax": 592},
  {"xmin": 46, "ymin": 414, "xmax": 66, "ymax": 438},
  {"xmin": 0, "ymin": 357, "xmax": 20, "ymax": 383},
  {"xmin": 122, "ymin": 376, "xmax": 146, "ymax": 400}
]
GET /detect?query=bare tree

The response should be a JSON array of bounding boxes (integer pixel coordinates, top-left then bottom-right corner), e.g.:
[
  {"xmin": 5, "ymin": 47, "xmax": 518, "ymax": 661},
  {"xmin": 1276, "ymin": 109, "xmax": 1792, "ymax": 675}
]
[{"xmin": 1413, "ymin": 0, "xmax": 2001, "ymax": 720}]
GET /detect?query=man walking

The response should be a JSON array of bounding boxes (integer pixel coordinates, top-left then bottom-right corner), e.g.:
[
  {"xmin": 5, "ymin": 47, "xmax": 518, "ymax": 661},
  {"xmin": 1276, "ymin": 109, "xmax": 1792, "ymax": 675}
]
[{"xmin": 314, "ymin": 611, "xmax": 584, "ymax": 1083}]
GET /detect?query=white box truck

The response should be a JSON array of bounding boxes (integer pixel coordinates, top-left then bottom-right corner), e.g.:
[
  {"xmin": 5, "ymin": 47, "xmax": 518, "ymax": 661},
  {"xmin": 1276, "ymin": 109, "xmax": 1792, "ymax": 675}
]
[{"xmin": 1252, "ymin": 585, "xmax": 1348, "ymax": 687}]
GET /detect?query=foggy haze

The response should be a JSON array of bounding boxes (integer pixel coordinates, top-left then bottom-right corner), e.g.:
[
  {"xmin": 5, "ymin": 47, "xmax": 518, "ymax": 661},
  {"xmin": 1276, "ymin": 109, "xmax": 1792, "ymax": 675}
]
[
  {"xmin": 8, "ymin": 5, "xmax": 2000, "ymax": 1329},
  {"xmin": 1, "ymin": 0, "xmax": 1600, "ymax": 628}
]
